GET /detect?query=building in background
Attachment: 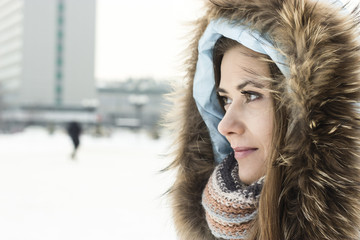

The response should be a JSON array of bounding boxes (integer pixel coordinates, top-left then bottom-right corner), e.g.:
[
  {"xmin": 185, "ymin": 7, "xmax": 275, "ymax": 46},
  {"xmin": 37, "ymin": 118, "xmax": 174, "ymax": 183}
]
[
  {"xmin": 0, "ymin": 0, "xmax": 171, "ymax": 134},
  {"xmin": 0, "ymin": 0, "xmax": 97, "ymax": 129},
  {"xmin": 97, "ymin": 78, "xmax": 171, "ymax": 131}
]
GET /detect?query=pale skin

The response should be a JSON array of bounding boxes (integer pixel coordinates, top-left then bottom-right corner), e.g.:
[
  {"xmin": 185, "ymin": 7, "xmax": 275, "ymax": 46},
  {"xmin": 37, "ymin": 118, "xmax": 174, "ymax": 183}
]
[{"xmin": 217, "ymin": 45, "xmax": 274, "ymax": 185}]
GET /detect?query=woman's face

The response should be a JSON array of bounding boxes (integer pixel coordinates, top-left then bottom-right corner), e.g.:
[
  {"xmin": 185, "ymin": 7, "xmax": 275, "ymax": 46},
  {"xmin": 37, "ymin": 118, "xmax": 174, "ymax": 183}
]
[{"xmin": 217, "ymin": 45, "xmax": 274, "ymax": 185}]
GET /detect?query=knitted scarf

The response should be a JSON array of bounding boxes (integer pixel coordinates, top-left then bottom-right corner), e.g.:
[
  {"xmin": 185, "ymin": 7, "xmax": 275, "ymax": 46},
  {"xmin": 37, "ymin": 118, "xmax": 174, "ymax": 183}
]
[{"xmin": 202, "ymin": 153, "xmax": 264, "ymax": 239}]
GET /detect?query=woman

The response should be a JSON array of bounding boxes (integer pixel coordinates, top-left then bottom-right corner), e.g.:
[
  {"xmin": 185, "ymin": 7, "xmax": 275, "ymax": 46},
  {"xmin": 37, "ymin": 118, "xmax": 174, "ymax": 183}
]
[{"xmin": 167, "ymin": 0, "xmax": 360, "ymax": 239}]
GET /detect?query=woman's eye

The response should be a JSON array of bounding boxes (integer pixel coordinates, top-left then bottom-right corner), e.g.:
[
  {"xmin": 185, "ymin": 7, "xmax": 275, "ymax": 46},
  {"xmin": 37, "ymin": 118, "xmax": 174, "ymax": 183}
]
[
  {"xmin": 220, "ymin": 96, "xmax": 232, "ymax": 106},
  {"xmin": 241, "ymin": 91, "xmax": 263, "ymax": 103}
]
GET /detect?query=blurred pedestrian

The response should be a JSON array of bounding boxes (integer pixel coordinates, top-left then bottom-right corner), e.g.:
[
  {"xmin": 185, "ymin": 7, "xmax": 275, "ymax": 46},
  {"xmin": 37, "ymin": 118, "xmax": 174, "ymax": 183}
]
[{"xmin": 67, "ymin": 121, "xmax": 82, "ymax": 159}]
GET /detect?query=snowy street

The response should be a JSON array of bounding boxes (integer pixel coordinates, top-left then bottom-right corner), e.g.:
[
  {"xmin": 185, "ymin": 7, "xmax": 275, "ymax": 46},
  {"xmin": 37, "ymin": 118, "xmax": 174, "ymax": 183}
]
[{"xmin": 0, "ymin": 127, "xmax": 176, "ymax": 240}]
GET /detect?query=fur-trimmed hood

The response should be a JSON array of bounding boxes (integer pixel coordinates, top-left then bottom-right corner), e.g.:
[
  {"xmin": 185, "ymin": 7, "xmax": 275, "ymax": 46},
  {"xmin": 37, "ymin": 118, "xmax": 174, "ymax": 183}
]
[{"xmin": 167, "ymin": 0, "xmax": 360, "ymax": 239}]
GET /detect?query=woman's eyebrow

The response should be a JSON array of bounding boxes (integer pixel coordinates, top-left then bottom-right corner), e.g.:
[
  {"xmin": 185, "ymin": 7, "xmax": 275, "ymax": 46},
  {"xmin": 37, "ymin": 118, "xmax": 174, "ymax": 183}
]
[
  {"xmin": 217, "ymin": 87, "xmax": 227, "ymax": 94},
  {"xmin": 217, "ymin": 80, "xmax": 264, "ymax": 94},
  {"xmin": 237, "ymin": 80, "xmax": 264, "ymax": 90}
]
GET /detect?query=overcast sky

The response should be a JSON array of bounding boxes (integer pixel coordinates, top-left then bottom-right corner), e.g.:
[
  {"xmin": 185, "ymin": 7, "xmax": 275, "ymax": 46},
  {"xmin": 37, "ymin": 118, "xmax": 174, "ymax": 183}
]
[
  {"xmin": 95, "ymin": 0, "xmax": 204, "ymax": 81},
  {"xmin": 95, "ymin": 0, "xmax": 359, "ymax": 82}
]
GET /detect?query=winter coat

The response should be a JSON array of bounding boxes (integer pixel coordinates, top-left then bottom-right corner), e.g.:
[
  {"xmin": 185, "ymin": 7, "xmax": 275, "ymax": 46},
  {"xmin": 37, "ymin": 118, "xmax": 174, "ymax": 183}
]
[{"xmin": 167, "ymin": 0, "xmax": 360, "ymax": 239}]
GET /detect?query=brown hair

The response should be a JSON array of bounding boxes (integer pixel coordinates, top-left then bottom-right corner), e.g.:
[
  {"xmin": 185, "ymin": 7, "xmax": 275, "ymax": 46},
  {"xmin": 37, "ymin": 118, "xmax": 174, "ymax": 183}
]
[{"xmin": 212, "ymin": 36, "xmax": 288, "ymax": 240}]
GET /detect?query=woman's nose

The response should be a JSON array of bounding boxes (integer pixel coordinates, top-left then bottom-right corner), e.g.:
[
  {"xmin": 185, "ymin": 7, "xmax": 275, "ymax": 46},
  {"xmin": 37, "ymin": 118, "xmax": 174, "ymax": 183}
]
[{"xmin": 217, "ymin": 107, "xmax": 245, "ymax": 137}]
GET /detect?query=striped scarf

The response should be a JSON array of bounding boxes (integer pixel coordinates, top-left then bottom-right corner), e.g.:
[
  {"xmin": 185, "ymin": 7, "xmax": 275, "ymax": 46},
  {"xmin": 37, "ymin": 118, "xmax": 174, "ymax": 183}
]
[{"xmin": 202, "ymin": 153, "xmax": 264, "ymax": 239}]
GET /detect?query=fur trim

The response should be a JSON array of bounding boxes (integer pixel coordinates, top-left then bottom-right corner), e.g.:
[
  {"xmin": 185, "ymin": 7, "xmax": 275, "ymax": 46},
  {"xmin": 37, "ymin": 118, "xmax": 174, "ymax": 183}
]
[
  {"xmin": 165, "ymin": 16, "xmax": 217, "ymax": 239},
  {"xmin": 166, "ymin": 0, "xmax": 360, "ymax": 239}
]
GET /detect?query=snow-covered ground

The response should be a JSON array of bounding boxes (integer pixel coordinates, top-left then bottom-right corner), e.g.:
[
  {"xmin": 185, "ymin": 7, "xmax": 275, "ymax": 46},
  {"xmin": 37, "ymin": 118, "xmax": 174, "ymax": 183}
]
[{"xmin": 0, "ymin": 127, "xmax": 176, "ymax": 240}]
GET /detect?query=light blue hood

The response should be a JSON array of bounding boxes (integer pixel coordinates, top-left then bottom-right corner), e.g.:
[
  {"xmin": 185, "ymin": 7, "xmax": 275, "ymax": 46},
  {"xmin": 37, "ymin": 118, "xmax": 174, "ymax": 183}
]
[{"xmin": 193, "ymin": 19, "xmax": 288, "ymax": 163}]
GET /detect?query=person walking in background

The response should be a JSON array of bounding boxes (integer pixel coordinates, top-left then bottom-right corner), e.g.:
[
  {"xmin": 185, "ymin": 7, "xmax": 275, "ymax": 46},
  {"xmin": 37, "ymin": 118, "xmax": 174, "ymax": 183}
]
[
  {"xmin": 166, "ymin": 0, "xmax": 360, "ymax": 239},
  {"xmin": 67, "ymin": 121, "xmax": 82, "ymax": 159}
]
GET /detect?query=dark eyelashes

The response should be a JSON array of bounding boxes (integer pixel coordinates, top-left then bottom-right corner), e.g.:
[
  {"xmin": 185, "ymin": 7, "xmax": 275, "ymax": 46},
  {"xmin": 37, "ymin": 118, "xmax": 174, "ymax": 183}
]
[
  {"xmin": 217, "ymin": 90, "xmax": 263, "ymax": 108},
  {"xmin": 240, "ymin": 90, "xmax": 263, "ymax": 97},
  {"xmin": 240, "ymin": 90, "xmax": 263, "ymax": 102}
]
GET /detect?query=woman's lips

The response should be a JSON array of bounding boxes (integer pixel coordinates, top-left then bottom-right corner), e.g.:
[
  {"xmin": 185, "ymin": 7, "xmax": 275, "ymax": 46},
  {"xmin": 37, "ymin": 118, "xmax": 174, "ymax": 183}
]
[{"xmin": 233, "ymin": 147, "xmax": 258, "ymax": 159}]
